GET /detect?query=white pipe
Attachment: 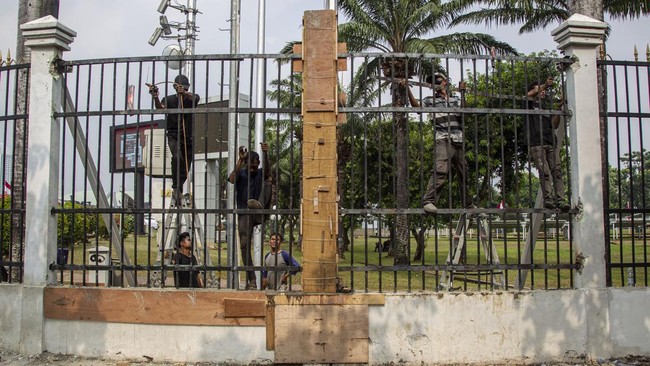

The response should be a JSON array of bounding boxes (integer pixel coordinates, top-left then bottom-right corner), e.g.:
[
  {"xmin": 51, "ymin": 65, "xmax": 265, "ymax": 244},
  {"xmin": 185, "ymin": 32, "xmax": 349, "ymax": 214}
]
[
  {"xmin": 252, "ymin": 0, "xmax": 266, "ymax": 289},
  {"xmin": 227, "ymin": 0, "xmax": 241, "ymax": 289}
]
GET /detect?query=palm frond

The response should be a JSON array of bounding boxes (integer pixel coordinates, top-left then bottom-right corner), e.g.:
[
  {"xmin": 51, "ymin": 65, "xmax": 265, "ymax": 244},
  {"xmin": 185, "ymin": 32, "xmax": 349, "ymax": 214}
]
[{"xmin": 418, "ymin": 32, "xmax": 518, "ymax": 55}]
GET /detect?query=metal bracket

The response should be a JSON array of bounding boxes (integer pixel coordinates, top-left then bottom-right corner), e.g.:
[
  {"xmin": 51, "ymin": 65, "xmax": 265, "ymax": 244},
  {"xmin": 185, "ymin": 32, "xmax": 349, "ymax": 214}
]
[
  {"xmin": 574, "ymin": 198, "xmax": 584, "ymax": 221},
  {"xmin": 575, "ymin": 252, "xmax": 586, "ymax": 274},
  {"xmin": 51, "ymin": 56, "xmax": 72, "ymax": 75}
]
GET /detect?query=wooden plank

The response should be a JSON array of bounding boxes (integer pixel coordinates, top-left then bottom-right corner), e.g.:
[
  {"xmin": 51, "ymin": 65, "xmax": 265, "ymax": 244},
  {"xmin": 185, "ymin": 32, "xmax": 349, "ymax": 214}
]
[
  {"xmin": 292, "ymin": 43, "xmax": 303, "ymax": 72},
  {"xmin": 44, "ymin": 287, "xmax": 265, "ymax": 326},
  {"xmin": 223, "ymin": 298, "xmax": 266, "ymax": 318},
  {"xmin": 275, "ymin": 305, "xmax": 368, "ymax": 364},
  {"xmin": 266, "ymin": 301, "xmax": 275, "ymax": 350},
  {"xmin": 272, "ymin": 294, "xmax": 385, "ymax": 306}
]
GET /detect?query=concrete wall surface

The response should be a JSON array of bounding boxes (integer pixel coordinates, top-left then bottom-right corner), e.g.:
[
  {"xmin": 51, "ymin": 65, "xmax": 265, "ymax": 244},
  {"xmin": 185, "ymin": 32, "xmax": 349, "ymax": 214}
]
[
  {"xmin": 1, "ymin": 286, "xmax": 648, "ymax": 364},
  {"xmin": 42, "ymin": 320, "xmax": 273, "ymax": 364},
  {"xmin": 369, "ymin": 289, "xmax": 649, "ymax": 364},
  {"xmin": 0, "ymin": 285, "xmax": 22, "ymax": 350}
]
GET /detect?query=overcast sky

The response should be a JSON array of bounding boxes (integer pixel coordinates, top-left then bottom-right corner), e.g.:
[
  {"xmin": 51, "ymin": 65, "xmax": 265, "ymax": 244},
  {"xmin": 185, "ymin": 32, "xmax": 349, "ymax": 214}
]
[{"xmin": 0, "ymin": 1, "xmax": 647, "ymax": 62}]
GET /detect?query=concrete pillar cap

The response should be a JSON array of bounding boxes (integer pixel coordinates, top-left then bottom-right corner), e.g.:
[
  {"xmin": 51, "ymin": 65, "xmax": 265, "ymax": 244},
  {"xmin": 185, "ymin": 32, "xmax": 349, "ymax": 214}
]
[
  {"xmin": 20, "ymin": 15, "xmax": 76, "ymax": 51},
  {"xmin": 552, "ymin": 14, "xmax": 607, "ymax": 50}
]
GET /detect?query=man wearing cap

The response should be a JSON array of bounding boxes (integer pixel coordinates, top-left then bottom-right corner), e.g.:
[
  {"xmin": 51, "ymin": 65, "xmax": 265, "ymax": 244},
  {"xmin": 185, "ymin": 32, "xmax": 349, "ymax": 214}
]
[
  {"xmin": 407, "ymin": 73, "xmax": 474, "ymax": 213},
  {"xmin": 148, "ymin": 74, "xmax": 200, "ymax": 201},
  {"xmin": 525, "ymin": 77, "xmax": 570, "ymax": 211}
]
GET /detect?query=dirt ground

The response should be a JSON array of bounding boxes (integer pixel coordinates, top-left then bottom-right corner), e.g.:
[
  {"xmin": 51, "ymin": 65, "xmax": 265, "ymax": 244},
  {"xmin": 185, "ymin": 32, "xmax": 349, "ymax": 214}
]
[
  {"xmin": 1, "ymin": 349, "xmax": 649, "ymax": 366},
  {"xmin": 0, "ymin": 350, "xmax": 227, "ymax": 366}
]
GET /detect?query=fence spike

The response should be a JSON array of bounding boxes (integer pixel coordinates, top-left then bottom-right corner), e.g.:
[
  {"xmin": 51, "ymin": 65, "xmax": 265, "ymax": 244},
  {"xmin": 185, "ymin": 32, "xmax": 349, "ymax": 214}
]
[
  {"xmin": 634, "ymin": 45, "xmax": 638, "ymax": 61},
  {"xmin": 646, "ymin": 44, "xmax": 649, "ymax": 62}
]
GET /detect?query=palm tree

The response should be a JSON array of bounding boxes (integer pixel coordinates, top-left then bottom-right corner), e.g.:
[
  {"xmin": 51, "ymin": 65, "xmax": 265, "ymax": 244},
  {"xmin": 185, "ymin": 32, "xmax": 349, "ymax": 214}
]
[
  {"xmin": 10, "ymin": 0, "xmax": 60, "ymax": 281},
  {"xmin": 450, "ymin": 0, "xmax": 648, "ymax": 34},
  {"xmin": 337, "ymin": 0, "xmax": 517, "ymax": 265}
]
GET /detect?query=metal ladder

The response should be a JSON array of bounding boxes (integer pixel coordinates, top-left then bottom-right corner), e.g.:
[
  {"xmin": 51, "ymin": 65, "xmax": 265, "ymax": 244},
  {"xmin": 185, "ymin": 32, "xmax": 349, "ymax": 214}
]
[
  {"xmin": 151, "ymin": 193, "xmax": 218, "ymax": 287},
  {"xmin": 439, "ymin": 213, "xmax": 505, "ymax": 290}
]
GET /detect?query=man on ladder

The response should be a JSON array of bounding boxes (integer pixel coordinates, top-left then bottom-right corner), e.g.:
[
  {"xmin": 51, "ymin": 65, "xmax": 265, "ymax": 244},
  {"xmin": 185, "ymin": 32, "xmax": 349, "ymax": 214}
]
[
  {"xmin": 148, "ymin": 75, "xmax": 207, "ymax": 287},
  {"xmin": 148, "ymin": 74, "xmax": 200, "ymax": 202}
]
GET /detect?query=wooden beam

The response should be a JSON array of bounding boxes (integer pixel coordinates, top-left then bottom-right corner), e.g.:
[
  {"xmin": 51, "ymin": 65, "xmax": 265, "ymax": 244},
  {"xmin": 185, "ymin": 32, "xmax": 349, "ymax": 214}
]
[
  {"xmin": 44, "ymin": 287, "xmax": 265, "ymax": 326},
  {"xmin": 300, "ymin": 9, "xmax": 340, "ymax": 293}
]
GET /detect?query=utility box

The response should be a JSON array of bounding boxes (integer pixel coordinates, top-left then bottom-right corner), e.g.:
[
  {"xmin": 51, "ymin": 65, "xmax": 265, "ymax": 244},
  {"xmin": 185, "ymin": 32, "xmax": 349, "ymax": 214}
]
[
  {"xmin": 86, "ymin": 246, "xmax": 111, "ymax": 285},
  {"xmin": 142, "ymin": 128, "xmax": 173, "ymax": 177}
]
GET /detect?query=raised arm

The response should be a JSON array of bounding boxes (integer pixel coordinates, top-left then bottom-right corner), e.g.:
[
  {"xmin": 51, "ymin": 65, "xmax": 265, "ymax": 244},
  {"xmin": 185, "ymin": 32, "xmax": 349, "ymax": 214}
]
[
  {"xmin": 527, "ymin": 77, "xmax": 554, "ymax": 99},
  {"xmin": 458, "ymin": 81, "xmax": 467, "ymax": 108},
  {"xmin": 261, "ymin": 142, "xmax": 271, "ymax": 180},
  {"xmin": 406, "ymin": 83, "xmax": 420, "ymax": 107},
  {"xmin": 147, "ymin": 83, "xmax": 165, "ymax": 110},
  {"xmin": 552, "ymin": 98, "xmax": 565, "ymax": 129},
  {"xmin": 228, "ymin": 146, "xmax": 247, "ymax": 184}
]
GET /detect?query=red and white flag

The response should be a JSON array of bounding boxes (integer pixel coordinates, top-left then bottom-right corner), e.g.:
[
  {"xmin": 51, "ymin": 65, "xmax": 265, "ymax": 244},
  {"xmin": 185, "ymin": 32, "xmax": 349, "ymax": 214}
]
[
  {"xmin": 497, "ymin": 200, "xmax": 505, "ymax": 209},
  {"xmin": 3, "ymin": 180, "xmax": 11, "ymax": 194}
]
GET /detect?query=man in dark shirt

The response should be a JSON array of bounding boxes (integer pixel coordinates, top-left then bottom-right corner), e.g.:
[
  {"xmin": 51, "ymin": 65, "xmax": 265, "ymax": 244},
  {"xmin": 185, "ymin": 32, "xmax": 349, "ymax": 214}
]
[
  {"xmin": 148, "ymin": 74, "xmax": 200, "ymax": 202},
  {"xmin": 173, "ymin": 231, "xmax": 203, "ymax": 288},
  {"xmin": 526, "ymin": 77, "xmax": 569, "ymax": 211},
  {"xmin": 228, "ymin": 143, "xmax": 271, "ymax": 289}
]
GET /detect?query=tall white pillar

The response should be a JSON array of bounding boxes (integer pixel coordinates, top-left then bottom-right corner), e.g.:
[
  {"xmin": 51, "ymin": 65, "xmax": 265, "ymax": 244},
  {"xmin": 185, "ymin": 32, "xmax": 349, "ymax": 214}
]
[
  {"xmin": 552, "ymin": 14, "xmax": 611, "ymax": 361},
  {"xmin": 19, "ymin": 15, "xmax": 75, "ymax": 354},
  {"xmin": 552, "ymin": 14, "xmax": 607, "ymax": 289}
]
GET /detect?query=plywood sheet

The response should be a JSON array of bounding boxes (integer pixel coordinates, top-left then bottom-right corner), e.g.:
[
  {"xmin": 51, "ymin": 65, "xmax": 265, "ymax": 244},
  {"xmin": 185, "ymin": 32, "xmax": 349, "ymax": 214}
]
[
  {"xmin": 274, "ymin": 304, "xmax": 369, "ymax": 364},
  {"xmin": 44, "ymin": 287, "xmax": 266, "ymax": 326},
  {"xmin": 224, "ymin": 298, "xmax": 266, "ymax": 318}
]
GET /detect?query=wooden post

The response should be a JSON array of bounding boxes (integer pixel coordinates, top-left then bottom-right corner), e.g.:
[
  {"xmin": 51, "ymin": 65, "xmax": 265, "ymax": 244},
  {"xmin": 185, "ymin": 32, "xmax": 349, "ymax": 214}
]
[{"xmin": 298, "ymin": 10, "xmax": 345, "ymax": 293}]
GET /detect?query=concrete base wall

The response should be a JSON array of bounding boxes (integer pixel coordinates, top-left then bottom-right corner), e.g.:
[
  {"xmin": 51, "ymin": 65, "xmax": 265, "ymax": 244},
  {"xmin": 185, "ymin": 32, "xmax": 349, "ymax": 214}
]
[
  {"xmin": 1, "ymin": 286, "xmax": 648, "ymax": 364},
  {"xmin": 0, "ymin": 285, "xmax": 22, "ymax": 350}
]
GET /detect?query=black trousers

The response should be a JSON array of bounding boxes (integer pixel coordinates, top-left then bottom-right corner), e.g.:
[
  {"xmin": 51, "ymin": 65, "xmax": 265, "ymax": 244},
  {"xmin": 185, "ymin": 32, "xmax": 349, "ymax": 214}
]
[{"xmin": 167, "ymin": 133, "xmax": 192, "ymax": 190}]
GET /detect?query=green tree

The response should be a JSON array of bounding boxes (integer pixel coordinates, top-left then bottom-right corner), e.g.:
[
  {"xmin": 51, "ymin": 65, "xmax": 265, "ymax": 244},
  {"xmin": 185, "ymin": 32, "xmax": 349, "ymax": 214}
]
[
  {"xmin": 338, "ymin": 0, "xmax": 518, "ymax": 265},
  {"xmin": 264, "ymin": 73, "xmax": 303, "ymax": 242},
  {"xmin": 609, "ymin": 150, "xmax": 650, "ymax": 209}
]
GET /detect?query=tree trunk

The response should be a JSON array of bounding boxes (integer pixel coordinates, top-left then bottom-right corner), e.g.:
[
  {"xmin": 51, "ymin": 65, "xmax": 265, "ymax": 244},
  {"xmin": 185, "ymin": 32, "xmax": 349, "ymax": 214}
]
[
  {"xmin": 10, "ymin": 0, "xmax": 60, "ymax": 281},
  {"xmin": 337, "ymin": 129, "xmax": 352, "ymax": 258},
  {"xmin": 393, "ymin": 80, "xmax": 411, "ymax": 266},
  {"xmin": 411, "ymin": 226, "xmax": 427, "ymax": 261},
  {"xmin": 568, "ymin": 0, "xmax": 603, "ymax": 20},
  {"xmin": 16, "ymin": 1, "xmax": 60, "ymax": 62}
]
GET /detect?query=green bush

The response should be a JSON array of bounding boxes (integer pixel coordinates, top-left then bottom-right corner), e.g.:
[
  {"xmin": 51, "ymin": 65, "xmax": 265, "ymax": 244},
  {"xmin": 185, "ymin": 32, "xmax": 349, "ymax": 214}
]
[
  {"xmin": 1, "ymin": 195, "xmax": 12, "ymax": 255},
  {"xmin": 57, "ymin": 202, "xmax": 100, "ymax": 247},
  {"xmin": 95, "ymin": 213, "xmax": 135, "ymax": 240}
]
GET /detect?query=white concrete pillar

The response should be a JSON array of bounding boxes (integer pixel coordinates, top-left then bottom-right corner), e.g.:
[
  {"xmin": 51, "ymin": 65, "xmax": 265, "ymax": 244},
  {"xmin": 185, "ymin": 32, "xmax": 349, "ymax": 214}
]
[
  {"xmin": 552, "ymin": 14, "xmax": 608, "ymax": 289},
  {"xmin": 552, "ymin": 16, "xmax": 612, "ymax": 360},
  {"xmin": 21, "ymin": 15, "xmax": 76, "ymax": 285},
  {"xmin": 19, "ymin": 15, "xmax": 75, "ymax": 354}
]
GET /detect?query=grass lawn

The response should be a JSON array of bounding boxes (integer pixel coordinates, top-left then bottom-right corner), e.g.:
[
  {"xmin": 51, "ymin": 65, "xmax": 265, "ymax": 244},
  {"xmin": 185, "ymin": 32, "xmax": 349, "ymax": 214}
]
[{"xmin": 62, "ymin": 230, "xmax": 648, "ymax": 290}]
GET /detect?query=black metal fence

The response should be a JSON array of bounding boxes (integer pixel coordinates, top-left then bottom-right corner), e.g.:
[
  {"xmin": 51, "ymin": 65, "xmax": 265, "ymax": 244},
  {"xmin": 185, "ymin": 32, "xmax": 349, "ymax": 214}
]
[
  {"xmin": 1, "ymin": 52, "xmax": 590, "ymax": 291},
  {"xmin": 0, "ymin": 62, "xmax": 29, "ymax": 284},
  {"xmin": 600, "ymin": 58, "xmax": 650, "ymax": 287}
]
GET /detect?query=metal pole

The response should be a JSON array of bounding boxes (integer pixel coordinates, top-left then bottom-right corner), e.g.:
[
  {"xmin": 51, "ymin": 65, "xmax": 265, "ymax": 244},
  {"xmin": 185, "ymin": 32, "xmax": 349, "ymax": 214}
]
[
  {"xmin": 226, "ymin": 0, "xmax": 241, "ymax": 289},
  {"xmin": 324, "ymin": 0, "xmax": 337, "ymax": 10},
  {"xmin": 183, "ymin": 0, "xmax": 197, "ymax": 78},
  {"xmin": 252, "ymin": 0, "xmax": 266, "ymax": 289}
]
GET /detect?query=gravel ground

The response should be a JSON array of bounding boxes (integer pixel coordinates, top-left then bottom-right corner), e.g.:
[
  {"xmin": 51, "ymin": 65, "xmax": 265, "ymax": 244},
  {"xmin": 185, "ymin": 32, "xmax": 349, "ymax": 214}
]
[
  {"xmin": 1, "ymin": 349, "xmax": 649, "ymax": 366},
  {"xmin": 0, "ymin": 350, "xmax": 224, "ymax": 366}
]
